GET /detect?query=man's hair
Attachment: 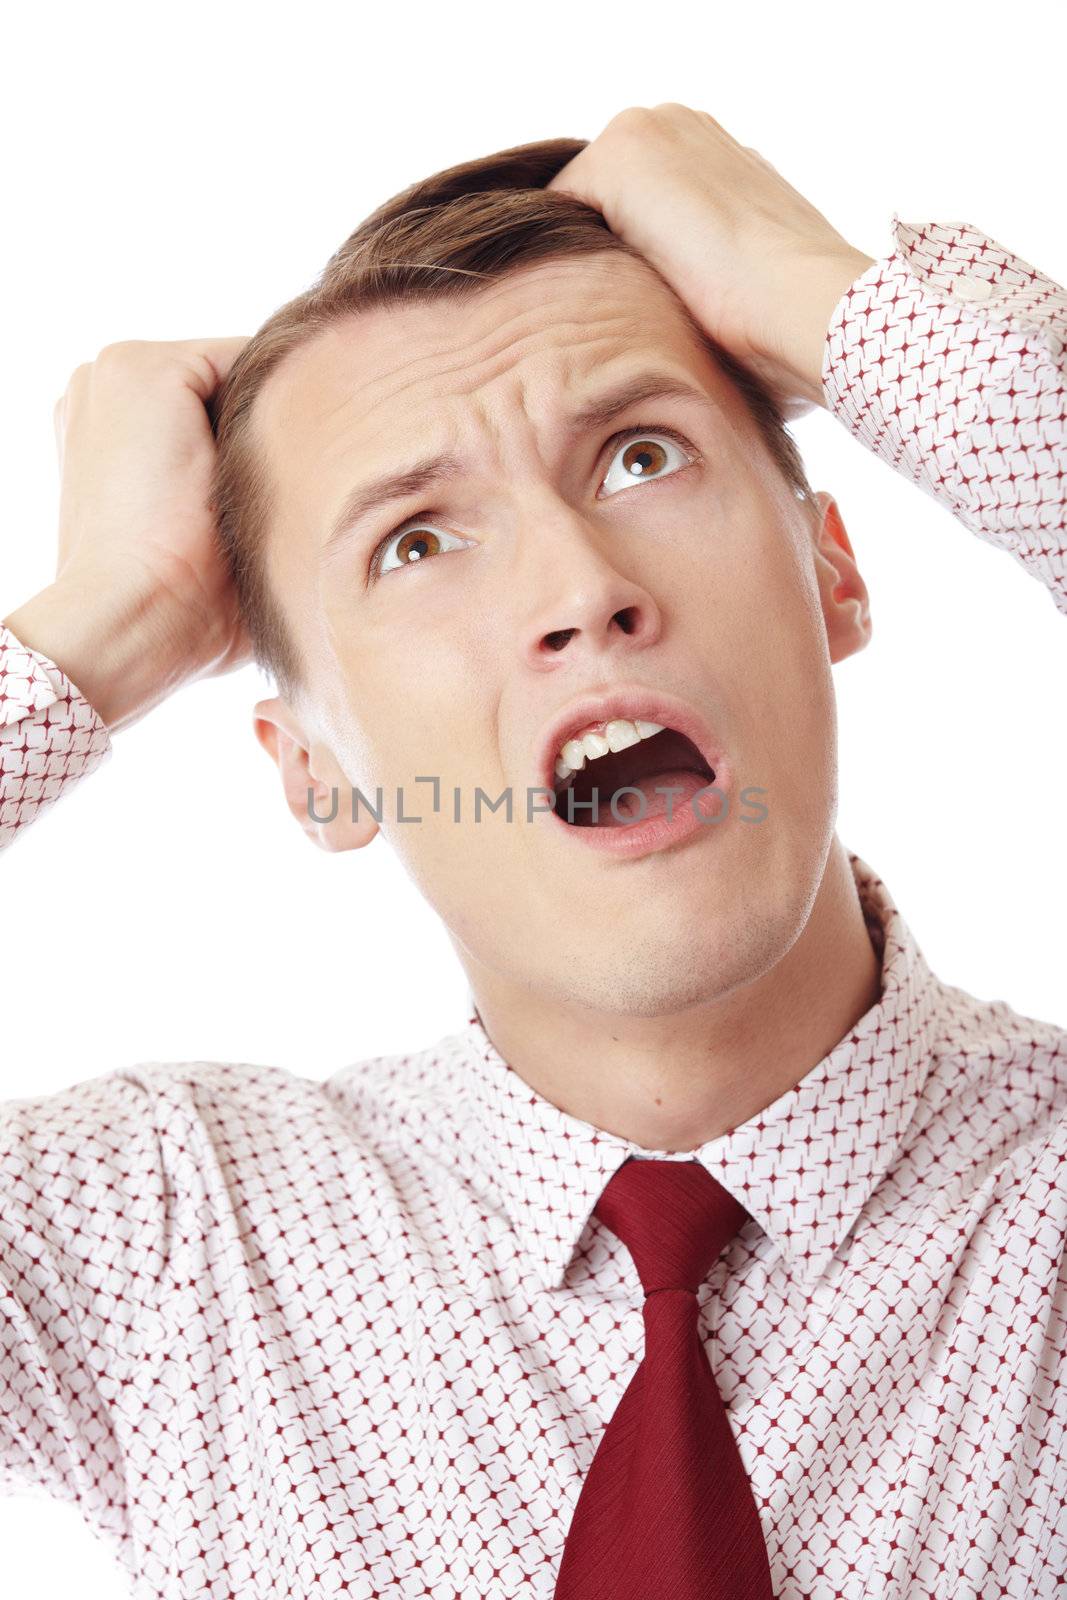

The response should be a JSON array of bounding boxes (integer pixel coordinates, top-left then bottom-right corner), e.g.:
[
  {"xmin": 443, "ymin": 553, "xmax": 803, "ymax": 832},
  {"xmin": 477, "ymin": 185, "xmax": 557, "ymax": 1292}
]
[{"xmin": 210, "ymin": 137, "xmax": 815, "ymax": 705}]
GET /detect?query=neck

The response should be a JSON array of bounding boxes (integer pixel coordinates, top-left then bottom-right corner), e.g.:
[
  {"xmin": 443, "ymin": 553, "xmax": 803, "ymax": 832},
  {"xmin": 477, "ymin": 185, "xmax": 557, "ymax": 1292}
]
[{"xmin": 462, "ymin": 836, "xmax": 883, "ymax": 1152}]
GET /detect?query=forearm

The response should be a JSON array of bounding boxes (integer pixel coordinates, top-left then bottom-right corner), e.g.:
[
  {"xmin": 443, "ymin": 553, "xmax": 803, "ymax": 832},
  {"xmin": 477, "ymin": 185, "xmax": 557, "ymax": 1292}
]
[
  {"xmin": 3, "ymin": 574, "xmax": 190, "ymax": 735},
  {"xmin": 780, "ymin": 246, "xmax": 877, "ymax": 412},
  {"xmin": 821, "ymin": 217, "xmax": 1067, "ymax": 616}
]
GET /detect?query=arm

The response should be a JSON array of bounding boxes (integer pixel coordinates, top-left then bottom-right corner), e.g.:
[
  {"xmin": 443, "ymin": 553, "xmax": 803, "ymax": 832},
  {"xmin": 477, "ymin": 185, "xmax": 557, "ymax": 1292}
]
[
  {"xmin": 546, "ymin": 104, "xmax": 1066, "ymax": 611},
  {"xmin": 0, "ymin": 338, "xmax": 256, "ymax": 1532},
  {"xmin": 823, "ymin": 217, "xmax": 1067, "ymax": 615},
  {"xmin": 1, "ymin": 335, "xmax": 253, "ymax": 854},
  {"xmin": 0, "ymin": 1070, "xmax": 169, "ymax": 1569}
]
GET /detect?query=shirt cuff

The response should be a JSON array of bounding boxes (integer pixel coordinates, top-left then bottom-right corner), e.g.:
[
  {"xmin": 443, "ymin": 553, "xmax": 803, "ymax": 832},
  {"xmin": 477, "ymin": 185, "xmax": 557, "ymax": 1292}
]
[{"xmin": 0, "ymin": 621, "xmax": 113, "ymax": 846}]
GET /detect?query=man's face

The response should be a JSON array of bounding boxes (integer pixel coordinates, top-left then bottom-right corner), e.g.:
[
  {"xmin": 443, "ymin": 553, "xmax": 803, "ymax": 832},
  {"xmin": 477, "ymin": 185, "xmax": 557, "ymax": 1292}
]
[{"xmin": 253, "ymin": 250, "xmax": 866, "ymax": 1017}]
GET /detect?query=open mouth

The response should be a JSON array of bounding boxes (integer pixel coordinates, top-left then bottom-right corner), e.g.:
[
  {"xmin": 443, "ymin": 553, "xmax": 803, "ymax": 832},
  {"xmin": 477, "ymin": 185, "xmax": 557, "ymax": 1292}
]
[{"xmin": 553, "ymin": 722, "xmax": 716, "ymax": 829}]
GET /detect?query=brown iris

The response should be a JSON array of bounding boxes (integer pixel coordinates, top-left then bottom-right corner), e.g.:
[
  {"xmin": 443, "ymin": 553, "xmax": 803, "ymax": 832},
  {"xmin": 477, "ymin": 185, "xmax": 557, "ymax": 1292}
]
[
  {"xmin": 621, "ymin": 439, "xmax": 668, "ymax": 478},
  {"xmin": 394, "ymin": 529, "xmax": 442, "ymax": 565}
]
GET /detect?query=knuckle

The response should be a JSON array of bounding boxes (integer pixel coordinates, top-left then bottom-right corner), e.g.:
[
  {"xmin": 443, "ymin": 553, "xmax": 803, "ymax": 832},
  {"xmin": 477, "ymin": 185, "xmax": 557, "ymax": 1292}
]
[
  {"xmin": 605, "ymin": 103, "xmax": 693, "ymax": 148},
  {"xmin": 94, "ymin": 338, "xmax": 154, "ymax": 373},
  {"xmin": 606, "ymin": 104, "xmax": 656, "ymax": 135},
  {"xmin": 94, "ymin": 338, "xmax": 134, "ymax": 366}
]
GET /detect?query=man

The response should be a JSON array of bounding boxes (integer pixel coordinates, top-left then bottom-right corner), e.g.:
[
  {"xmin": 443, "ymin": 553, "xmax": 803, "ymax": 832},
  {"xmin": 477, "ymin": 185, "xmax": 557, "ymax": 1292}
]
[{"xmin": 1, "ymin": 105, "xmax": 1064, "ymax": 1598}]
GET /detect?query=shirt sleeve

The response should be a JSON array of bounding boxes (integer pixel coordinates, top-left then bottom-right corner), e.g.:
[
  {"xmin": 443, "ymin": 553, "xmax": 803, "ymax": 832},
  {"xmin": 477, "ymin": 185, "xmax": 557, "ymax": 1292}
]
[
  {"xmin": 0, "ymin": 621, "xmax": 112, "ymax": 852},
  {"xmin": 822, "ymin": 217, "xmax": 1067, "ymax": 617},
  {"xmin": 0, "ymin": 1069, "xmax": 169, "ymax": 1574}
]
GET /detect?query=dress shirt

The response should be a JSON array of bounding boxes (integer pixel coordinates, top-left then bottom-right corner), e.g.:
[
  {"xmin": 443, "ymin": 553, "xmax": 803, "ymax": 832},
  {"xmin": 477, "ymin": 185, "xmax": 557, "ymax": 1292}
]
[{"xmin": 1, "ymin": 218, "xmax": 1065, "ymax": 1599}]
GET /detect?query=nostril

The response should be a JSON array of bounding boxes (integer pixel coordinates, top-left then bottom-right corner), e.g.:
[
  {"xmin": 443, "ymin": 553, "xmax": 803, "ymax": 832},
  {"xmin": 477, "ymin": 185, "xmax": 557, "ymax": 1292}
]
[{"xmin": 543, "ymin": 607, "xmax": 638, "ymax": 650}]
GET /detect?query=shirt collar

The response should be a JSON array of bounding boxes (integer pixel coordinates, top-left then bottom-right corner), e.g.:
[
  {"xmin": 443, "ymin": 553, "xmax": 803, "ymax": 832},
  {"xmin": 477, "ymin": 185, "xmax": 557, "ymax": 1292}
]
[{"xmin": 454, "ymin": 850, "xmax": 944, "ymax": 1296}]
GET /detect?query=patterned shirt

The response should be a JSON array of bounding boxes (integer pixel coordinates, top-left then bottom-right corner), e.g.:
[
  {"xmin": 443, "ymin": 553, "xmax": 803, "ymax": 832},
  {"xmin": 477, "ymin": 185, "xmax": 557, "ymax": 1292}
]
[{"xmin": 1, "ymin": 218, "xmax": 1065, "ymax": 1599}]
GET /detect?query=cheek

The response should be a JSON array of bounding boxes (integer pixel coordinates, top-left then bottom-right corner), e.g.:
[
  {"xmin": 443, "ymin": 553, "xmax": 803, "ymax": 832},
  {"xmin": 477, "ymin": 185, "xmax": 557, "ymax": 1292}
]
[
  {"xmin": 678, "ymin": 499, "xmax": 819, "ymax": 654},
  {"xmin": 345, "ymin": 660, "xmax": 502, "ymax": 834},
  {"xmin": 324, "ymin": 574, "xmax": 511, "ymax": 808},
  {"xmin": 693, "ymin": 511, "xmax": 834, "ymax": 784}
]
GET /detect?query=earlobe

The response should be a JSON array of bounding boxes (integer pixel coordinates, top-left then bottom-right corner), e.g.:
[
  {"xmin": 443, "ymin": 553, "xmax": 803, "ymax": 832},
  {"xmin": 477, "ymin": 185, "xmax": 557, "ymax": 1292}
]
[
  {"xmin": 251, "ymin": 697, "xmax": 380, "ymax": 854},
  {"xmin": 810, "ymin": 491, "xmax": 872, "ymax": 664}
]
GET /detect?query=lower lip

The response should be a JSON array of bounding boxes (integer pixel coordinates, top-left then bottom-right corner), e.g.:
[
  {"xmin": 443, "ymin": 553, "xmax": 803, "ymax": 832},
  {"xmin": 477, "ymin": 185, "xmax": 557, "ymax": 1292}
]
[{"xmin": 545, "ymin": 764, "xmax": 731, "ymax": 859}]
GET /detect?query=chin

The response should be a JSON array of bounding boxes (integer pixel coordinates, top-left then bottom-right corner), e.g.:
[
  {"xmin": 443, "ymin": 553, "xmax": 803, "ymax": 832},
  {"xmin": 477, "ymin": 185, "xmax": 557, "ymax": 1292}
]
[{"xmin": 537, "ymin": 874, "xmax": 814, "ymax": 1019}]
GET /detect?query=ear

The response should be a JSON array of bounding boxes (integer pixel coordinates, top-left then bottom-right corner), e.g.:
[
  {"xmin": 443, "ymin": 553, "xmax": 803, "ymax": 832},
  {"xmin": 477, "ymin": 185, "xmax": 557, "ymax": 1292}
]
[
  {"xmin": 252, "ymin": 697, "xmax": 380, "ymax": 854},
  {"xmin": 809, "ymin": 490, "xmax": 872, "ymax": 664}
]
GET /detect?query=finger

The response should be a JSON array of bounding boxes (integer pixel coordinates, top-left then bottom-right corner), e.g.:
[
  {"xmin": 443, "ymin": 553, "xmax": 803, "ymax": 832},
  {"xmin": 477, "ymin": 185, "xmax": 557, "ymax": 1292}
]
[
  {"xmin": 175, "ymin": 336, "xmax": 254, "ymax": 395},
  {"xmin": 545, "ymin": 168, "xmax": 582, "ymax": 195},
  {"xmin": 743, "ymin": 144, "xmax": 777, "ymax": 172}
]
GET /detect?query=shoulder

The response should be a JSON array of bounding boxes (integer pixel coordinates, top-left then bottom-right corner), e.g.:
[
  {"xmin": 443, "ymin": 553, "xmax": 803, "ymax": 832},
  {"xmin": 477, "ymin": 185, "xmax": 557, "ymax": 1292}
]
[
  {"xmin": 2, "ymin": 1026, "xmax": 475, "ymax": 1193},
  {"xmin": 921, "ymin": 980, "xmax": 1066, "ymax": 1237},
  {"xmin": 928, "ymin": 978, "xmax": 1066, "ymax": 1127}
]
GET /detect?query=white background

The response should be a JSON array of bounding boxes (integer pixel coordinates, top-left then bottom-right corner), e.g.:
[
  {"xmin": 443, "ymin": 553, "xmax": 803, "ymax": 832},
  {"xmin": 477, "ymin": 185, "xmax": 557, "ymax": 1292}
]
[{"xmin": 1, "ymin": 0, "xmax": 1064, "ymax": 1591}]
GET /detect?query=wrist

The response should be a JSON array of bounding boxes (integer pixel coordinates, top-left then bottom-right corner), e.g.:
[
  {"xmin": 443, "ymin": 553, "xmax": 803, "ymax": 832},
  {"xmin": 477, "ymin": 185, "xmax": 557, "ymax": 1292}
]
[
  {"xmin": 3, "ymin": 574, "xmax": 191, "ymax": 733},
  {"xmin": 785, "ymin": 246, "xmax": 877, "ymax": 409}
]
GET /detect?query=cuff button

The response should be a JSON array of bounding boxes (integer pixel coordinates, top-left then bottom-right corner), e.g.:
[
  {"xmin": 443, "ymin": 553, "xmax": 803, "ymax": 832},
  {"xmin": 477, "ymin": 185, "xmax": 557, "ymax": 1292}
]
[{"xmin": 950, "ymin": 274, "xmax": 998, "ymax": 302}]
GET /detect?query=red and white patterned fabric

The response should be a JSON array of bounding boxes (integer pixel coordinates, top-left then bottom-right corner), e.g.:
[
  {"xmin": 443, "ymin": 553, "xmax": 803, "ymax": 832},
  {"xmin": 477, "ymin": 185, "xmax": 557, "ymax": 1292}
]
[
  {"xmin": 0, "ymin": 637, "xmax": 111, "ymax": 849},
  {"xmin": 824, "ymin": 216, "xmax": 1067, "ymax": 615},
  {"xmin": 1, "ymin": 220, "xmax": 1065, "ymax": 1599}
]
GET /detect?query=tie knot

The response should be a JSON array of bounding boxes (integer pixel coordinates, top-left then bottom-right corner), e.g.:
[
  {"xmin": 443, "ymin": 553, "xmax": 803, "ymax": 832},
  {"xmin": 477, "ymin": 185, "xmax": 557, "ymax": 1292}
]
[{"xmin": 593, "ymin": 1157, "xmax": 748, "ymax": 1296}]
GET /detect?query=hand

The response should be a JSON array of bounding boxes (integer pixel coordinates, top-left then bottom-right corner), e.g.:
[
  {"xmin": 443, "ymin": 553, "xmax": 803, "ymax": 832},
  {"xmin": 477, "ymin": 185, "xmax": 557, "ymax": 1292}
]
[
  {"xmin": 4, "ymin": 336, "xmax": 253, "ymax": 731},
  {"xmin": 547, "ymin": 104, "xmax": 876, "ymax": 417}
]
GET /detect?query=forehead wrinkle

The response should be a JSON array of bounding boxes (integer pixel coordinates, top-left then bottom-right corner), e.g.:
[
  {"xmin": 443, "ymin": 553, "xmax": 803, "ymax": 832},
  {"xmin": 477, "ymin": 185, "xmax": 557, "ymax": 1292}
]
[
  {"xmin": 297, "ymin": 259, "xmax": 653, "ymax": 426},
  {"xmin": 306, "ymin": 301, "xmax": 647, "ymax": 443},
  {"xmin": 314, "ymin": 305, "xmax": 667, "ymax": 529},
  {"xmin": 266, "ymin": 250, "xmax": 683, "ymax": 445}
]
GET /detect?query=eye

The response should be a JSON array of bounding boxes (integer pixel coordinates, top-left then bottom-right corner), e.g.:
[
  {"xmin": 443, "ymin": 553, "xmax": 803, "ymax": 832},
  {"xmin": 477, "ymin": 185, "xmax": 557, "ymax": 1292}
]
[
  {"xmin": 372, "ymin": 521, "xmax": 473, "ymax": 578},
  {"xmin": 599, "ymin": 427, "xmax": 695, "ymax": 497},
  {"xmin": 368, "ymin": 424, "xmax": 696, "ymax": 580}
]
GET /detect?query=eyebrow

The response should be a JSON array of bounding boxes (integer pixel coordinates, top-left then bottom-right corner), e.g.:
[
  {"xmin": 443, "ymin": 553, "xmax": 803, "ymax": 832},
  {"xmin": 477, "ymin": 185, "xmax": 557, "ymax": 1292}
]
[{"xmin": 319, "ymin": 369, "xmax": 714, "ymax": 563}]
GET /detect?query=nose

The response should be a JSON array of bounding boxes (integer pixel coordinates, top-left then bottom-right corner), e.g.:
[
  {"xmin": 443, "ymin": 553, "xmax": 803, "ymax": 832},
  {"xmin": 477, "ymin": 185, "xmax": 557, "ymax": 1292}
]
[{"xmin": 517, "ymin": 507, "xmax": 663, "ymax": 672}]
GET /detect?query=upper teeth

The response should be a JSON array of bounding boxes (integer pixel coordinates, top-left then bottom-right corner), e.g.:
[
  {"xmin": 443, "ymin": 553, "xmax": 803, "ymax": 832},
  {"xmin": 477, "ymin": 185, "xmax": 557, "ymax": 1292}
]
[{"xmin": 553, "ymin": 718, "xmax": 665, "ymax": 785}]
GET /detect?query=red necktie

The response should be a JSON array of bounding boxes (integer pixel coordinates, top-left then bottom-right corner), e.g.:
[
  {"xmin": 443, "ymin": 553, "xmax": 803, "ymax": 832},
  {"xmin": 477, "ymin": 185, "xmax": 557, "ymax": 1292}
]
[{"xmin": 553, "ymin": 1157, "xmax": 775, "ymax": 1599}]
